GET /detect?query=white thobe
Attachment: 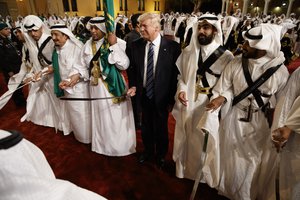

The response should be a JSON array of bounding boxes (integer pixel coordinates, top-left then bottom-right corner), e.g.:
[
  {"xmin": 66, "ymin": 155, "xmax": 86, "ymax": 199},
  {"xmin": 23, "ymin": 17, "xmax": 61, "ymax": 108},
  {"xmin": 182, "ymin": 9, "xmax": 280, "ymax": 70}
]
[
  {"xmin": 21, "ymin": 33, "xmax": 61, "ymax": 130},
  {"xmin": 257, "ymin": 67, "xmax": 300, "ymax": 200},
  {"xmin": 74, "ymin": 37, "xmax": 136, "ymax": 156},
  {"xmin": 0, "ymin": 130, "xmax": 107, "ymax": 200},
  {"xmin": 172, "ymin": 39, "xmax": 234, "ymax": 187},
  {"xmin": 55, "ymin": 39, "xmax": 91, "ymax": 143},
  {"xmin": 213, "ymin": 53, "xmax": 289, "ymax": 200}
]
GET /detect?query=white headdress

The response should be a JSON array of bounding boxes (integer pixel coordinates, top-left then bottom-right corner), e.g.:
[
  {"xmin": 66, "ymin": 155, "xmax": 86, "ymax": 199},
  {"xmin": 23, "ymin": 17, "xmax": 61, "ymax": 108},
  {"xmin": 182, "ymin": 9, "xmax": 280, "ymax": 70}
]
[
  {"xmin": 222, "ymin": 16, "xmax": 239, "ymax": 45},
  {"xmin": 242, "ymin": 23, "xmax": 283, "ymax": 58},
  {"xmin": 22, "ymin": 15, "xmax": 52, "ymax": 71},
  {"xmin": 280, "ymin": 19, "xmax": 297, "ymax": 38},
  {"xmin": 86, "ymin": 16, "xmax": 106, "ymax": 34},
  {"xmin": 50, "ymin": 24, "xmax": 83, "ymax": 48},
  {"xmin": 195, "ymin": 13, "xmax": 223, "ymax": 46},
  {"xmin": 23, "ymin": 15, "xmax": 48, "ymax": 32}
]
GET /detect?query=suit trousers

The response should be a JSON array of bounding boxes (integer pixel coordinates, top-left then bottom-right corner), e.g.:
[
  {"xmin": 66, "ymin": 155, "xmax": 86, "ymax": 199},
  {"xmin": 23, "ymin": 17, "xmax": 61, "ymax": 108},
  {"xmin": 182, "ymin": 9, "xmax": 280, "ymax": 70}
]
[{"xmin": 141, "ymin": 93, "xmax": 169, "ymax": 159}]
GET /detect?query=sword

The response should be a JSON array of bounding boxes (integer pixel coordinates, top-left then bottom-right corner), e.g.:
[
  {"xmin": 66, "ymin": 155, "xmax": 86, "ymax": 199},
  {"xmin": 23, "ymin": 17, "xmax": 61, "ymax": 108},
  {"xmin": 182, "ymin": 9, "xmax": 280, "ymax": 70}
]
[
  {"xmin": 239, "ymin": 97, "xmax": 253, "ymax": 122},
  {"xmin": 0, "ymin": 80, "xmax": 32, "ymax": 100},
  {"xmin": 59, "ymin": 94, "xmax": 128, "ymax": 101},
  {"xmin": 272, "ymin": 129, "xmax": 283, "ymax": 200},
  {"xmin": 8, "ymin": 82, "xmax": 24, "ymax": 85},
  {"xmin": 194, "ymin": 75, "xmax": 202, "ymax": 102},
  {"xmin": 1, "ymin": 70, "xmax": 50, "ymax": 100},
  {"xmin": 275, "ymin": 149, "xmax": 281, "ymax": 200},
  {"xmin": 190, "ymin": 129, "xmax": 209, "ymax": 200}
]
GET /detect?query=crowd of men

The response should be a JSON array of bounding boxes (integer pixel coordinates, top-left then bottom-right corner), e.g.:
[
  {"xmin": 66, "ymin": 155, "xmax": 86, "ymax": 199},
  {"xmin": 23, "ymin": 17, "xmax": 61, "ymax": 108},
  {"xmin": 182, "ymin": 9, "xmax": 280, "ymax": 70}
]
[{"xmin": 0, "ymin": 9, "xmax": 300, "ymax": 200}]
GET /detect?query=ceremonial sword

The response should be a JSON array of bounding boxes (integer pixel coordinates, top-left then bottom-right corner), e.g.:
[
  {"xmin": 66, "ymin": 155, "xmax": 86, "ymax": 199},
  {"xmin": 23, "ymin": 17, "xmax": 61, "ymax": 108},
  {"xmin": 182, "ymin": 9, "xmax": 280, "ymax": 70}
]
[
  {"xmin": 272, "ymin": 130, "xmax": 284, "ymax": 200},
  {"xmin": 0, "ymin": 80, "xmax": 32, "ymax": 100},
  {"xmin": 275, "ymin": 149, "xmax": 281, "ymax": 200},
  {"xmin": 190, "ymin": 129, "xmax": 209, "ymax": 200},
  {"xmin": 59, "ymin": 94, "xmax": 129, "ymax": 101},
  {"xmin": 1, "ymin": 71, "xmax": 50, "ymax": 100}
]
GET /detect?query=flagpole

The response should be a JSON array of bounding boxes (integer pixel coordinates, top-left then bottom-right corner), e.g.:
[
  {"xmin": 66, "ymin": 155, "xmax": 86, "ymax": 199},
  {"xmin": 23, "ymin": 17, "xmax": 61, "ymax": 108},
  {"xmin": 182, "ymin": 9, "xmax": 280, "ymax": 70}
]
[{"xmin": 103, "ymin": 0, "xmax": 115, "ymax": 33}]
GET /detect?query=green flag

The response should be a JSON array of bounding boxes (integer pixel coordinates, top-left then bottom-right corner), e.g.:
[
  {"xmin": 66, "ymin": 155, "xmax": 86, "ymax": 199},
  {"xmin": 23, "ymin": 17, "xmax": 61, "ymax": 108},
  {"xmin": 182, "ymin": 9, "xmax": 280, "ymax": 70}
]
[
  {"xmin": 101, "ymin": 0, "xmax": 126, "ymax": 100},
  {"xmin": 103, "ymin": 0, "xmax": 115, "ymax": 33}
]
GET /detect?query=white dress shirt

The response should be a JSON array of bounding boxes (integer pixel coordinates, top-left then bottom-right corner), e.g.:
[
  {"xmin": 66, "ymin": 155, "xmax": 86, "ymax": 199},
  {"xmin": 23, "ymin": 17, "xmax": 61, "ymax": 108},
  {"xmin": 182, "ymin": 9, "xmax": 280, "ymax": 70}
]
[{"xmin": 143, "ymin": 34, "xmax": 161, "ymax": 87}]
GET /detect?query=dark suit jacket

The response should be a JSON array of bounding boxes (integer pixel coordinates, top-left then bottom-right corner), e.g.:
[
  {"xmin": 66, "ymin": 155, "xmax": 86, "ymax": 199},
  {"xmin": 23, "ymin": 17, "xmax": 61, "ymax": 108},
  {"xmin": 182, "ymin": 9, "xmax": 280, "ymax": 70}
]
[{"xmin": 126, "ymin": 36, "xmax": 181, "ymax": 111}]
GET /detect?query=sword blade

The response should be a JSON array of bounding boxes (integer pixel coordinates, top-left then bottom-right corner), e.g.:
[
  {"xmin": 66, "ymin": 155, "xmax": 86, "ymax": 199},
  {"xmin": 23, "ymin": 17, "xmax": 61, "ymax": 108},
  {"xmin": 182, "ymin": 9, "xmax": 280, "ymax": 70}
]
[
  {"xmin": 0, "ymin": 81, "xmax": 31, "ymax": 100},
  {"xmin": 275, "ymin": 151, "xmax": 281, "ymax": 200},
  {"xmin": 7, "ymin": 82, "xmax": 23, "ymax": 85},
  {"xmin": 190, "ymin": 130, "xmax": 209, "ymax": 200},
  {"xmin": 59, "ymin": 95, "xmax": 128, "ymax": 101}
]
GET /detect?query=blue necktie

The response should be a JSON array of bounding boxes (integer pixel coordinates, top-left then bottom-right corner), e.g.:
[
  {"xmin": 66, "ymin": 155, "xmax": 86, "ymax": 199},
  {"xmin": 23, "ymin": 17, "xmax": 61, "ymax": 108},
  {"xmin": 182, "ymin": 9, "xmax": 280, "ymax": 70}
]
[{"xmin": 146, "ymin": 42, "xmax": 154, "ymax": 99}]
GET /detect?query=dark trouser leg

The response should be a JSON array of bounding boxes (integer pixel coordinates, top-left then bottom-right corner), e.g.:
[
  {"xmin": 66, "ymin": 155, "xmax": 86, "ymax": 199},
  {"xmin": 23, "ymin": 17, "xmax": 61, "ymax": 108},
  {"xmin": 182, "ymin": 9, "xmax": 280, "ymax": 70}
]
[
  {"xmin": 131, "ymin": 96, "xmax": 142, "ymax": 129},
  {"xmin": 154, "ymin": 108, "xmax": 169, "ymax": 159},
  {"xmin": 12, "ymin": 85, "xmax": 26, "ymax": 106},
  {"xmin": 141, "ymin": 96, "xmax": 155, "ymax": 155}
]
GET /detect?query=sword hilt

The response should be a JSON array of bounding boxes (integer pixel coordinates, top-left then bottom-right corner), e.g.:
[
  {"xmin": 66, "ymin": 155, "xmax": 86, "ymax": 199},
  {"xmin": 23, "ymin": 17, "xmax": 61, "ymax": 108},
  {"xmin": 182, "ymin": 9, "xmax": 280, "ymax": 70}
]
[{"xmin": 239, "ymin": 97, "xmax": 253, "ymax": 122}]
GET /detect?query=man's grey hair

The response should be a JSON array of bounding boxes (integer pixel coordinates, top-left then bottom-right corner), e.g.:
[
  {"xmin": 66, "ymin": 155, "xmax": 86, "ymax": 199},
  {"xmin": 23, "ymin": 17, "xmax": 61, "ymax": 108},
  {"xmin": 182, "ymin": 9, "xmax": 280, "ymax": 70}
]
[{"xmin": 138, "ymin": 13, "xmax": 161, "ymax": 31}]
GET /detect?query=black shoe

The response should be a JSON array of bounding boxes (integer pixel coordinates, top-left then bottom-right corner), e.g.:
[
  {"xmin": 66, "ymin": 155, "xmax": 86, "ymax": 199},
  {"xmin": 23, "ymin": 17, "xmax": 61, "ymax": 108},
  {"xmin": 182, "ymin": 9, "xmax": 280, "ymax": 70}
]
[
  {"xmin": 139, "ymin": 153, "xmax": 152, "ymax": 163},
  {"xmin": 157, "ymin": 158, "xmax": 165, "ymax": 169}
]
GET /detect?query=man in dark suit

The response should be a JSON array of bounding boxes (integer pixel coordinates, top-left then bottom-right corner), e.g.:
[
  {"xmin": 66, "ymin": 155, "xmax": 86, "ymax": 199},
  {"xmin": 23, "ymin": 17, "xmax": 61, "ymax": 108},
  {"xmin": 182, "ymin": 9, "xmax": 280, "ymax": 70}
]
[
  {"xmin": 125, "ymin": 13, "xmax": 142, "ymax": 130},
  {"xmin": 0, "ymin": 22, "xmax": 26, "ymax": 107},
  {"xmin": 124, "ymin": 13, "xmax": 141, "ymax": 46},
  {"xmin": 126, "ymin": 13, "xmax": 181, "ymax": 169}
]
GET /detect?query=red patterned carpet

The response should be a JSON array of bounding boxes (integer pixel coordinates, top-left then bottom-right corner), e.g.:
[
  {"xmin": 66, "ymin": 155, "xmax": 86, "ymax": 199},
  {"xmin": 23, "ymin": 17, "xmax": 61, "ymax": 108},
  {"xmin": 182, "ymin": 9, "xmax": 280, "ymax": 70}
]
[{"xmin": 0, "ymin": 75, "xmax": 227, "ymax": 200}]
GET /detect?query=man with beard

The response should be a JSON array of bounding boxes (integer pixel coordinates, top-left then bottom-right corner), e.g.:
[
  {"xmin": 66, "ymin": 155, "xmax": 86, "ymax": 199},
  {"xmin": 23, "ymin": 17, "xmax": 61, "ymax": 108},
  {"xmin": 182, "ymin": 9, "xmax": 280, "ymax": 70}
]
[
  {"xmin": 72, "ymin": 17, "xmax": 136, "ymax": 156},
  {"xmin": 50, "ymin": 24, "xmax": 91, "ymax": 143},
  {"xmin": 172, "ymin": 14, "xmax": 233, "ymax": 187},
  {"xmin": 206, "ymin": 24, "xmax": 289, "ymax": 200},
  {"xmin": 21, "ymin": 15, "xmax": 61, "ymax": 130}
]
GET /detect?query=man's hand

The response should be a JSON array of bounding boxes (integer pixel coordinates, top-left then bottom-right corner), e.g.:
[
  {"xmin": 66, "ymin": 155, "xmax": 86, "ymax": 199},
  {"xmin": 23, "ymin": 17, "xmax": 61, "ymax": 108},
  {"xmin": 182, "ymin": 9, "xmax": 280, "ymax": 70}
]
[
  {"xmin": 206, "ymin": 96, "xmax": 226, "ymax": 112},
  {"xmin": 68, "ymin": 73, "xmax": 81, "ymax": 87},
  {"xmin": 272, "ymin": 126, "xmax": 292, "ymax": 152},
  {"xmin": 22, "ymin": 77, "xmax": 33, "ymax": 84},
  {"xmin": 47, "ymin": 66, "xmax": 54, "ymax": 74},
  {"xmin": 127, "ymin": 87, "xmax": 136, "ymax": 97},
  {"xmin": 59, "ymin": 73, "xmax": 81, "ymax": 89},
  {"xmin": 32, "ymin": 71, "xmax": 42, "ymax": 82},
  {"xmin": 32, "ymin": 66, "xmax": 54, "ymax": 82},
  {"xmin": 178, "ymin": 91, "xmax": 188, "ymax": 106},
  {"xmin": 108, "ymin": 32, "xmax": 117, "ymax": 45}
]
